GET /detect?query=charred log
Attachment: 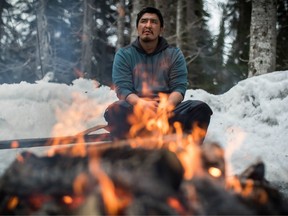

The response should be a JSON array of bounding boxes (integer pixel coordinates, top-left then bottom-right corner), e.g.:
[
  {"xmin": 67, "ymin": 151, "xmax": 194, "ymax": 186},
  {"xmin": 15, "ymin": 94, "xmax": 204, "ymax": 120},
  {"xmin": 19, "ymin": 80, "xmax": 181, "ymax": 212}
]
[
  {"xmin": 184, "ymin": 177, "xmax": 254, "ymax": 215},
  {"xmin": 201, "ymin": 142, "xmax": 226, "ymax": 182},
  {"xmin": 0, "ymin": 142, "xmax": 287, "ymax": 215},
  {"xmin": 231, "ymin": 160, "xmax": 288, "ymax": 215},
  {"xmin": 125, "ymin": 195, "xmax": 179, "ymax": 215},
  {"xmin": 99, "ymin": 146, "xmax": 184, "ymax": 200},
  {"xmin": 0, "ymin": 151, "xmax": 97, "ymax": 215}
]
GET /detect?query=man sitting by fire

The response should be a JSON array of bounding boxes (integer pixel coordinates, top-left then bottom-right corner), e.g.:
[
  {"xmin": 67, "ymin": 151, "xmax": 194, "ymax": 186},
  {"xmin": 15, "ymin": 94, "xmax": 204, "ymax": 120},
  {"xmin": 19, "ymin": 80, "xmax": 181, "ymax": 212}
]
[{"xmin": 104, "ymin": 7, "xmax": 213, "ymax": 143}]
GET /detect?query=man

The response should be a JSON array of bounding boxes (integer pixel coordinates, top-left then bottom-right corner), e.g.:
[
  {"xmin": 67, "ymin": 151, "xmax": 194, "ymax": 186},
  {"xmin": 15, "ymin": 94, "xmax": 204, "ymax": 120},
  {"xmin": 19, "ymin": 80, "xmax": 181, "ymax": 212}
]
[{"xmin": 104, "ymin": 7, "xmax": 213, "ymax": 143}]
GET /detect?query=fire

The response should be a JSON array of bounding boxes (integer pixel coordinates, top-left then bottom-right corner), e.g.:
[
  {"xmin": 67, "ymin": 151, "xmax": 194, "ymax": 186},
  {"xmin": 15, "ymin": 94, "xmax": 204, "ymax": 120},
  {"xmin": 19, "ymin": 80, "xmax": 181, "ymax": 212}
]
[
  {"xmin": 128, "ymin": 93, "xmax": 173, "ymax": 139},
  {"xmin": 45, "ymin": 88, "xmax": 208, "ymax": 183},
  {"xmin": 226, "ymin": 176, "xmax": 269, "ymax": 205},
  {"xmin": 46, "ymin": 91, "xmax": 110, "ymax": 156},
  {"xmin": 62, "ymin": 195, "xmax": 73, "ymax": 204},
  {"xmin": 126, "ymin": 93, "xmax": 208, "ymax": 180},
  {"xmin": 7, "ymin": 196, "xmax": 19, "ymax": 210},
  {"xmin": 28, "ymin": 194, "xmax": 52, "ymax": 209},
  {"xmin": 167, "ymin": 197, "xmax": 186, "ymax": 215},
  {"xmin": 43, "ymin": 91, "xmax": 135, "ymax": 213},
  {"xmin": 16, "ymin": 154, "xmax": 24, "ymax": 163},
  {"xmin": 225, "ymin": 126, "xmax": 247, "ymax": 176},
  {"xmin": 44, "ymin": 91, "xmax": 238, "ymax": 213},
  {"xmin": 88, "ymin": 157, "xmax": 132, "ymax": 215},
  {"xmin": 2, "ymin": 81, "xmax": 283, "ymax": 216},
  {"xmin": 61, "ymin": 195, "xmax": 86, "ymax": 209},
  {"xmin": 208, "ymin": 167, "xmax": 222, "ymax": 178},
  {"xmin": 10, "ymin": 141, "xmax": 19, "ymax": 148},
  {"xmin": 146, "ymin": 94, "xmax": 173, "ymax": 135},
  {"xmin": 73, "ymin": 173, "xmax": 90, "ymax": 195},
  {"xmin": 97, "ymin": 172, "xmax": 119, "ymax": 215},
  {"xmin": 174, "ymin": 135, "xmax": 202, "ymax": 180},
  {"xmin": 241, "ymin": 179, "xmax": 254, "ymax": 196}
]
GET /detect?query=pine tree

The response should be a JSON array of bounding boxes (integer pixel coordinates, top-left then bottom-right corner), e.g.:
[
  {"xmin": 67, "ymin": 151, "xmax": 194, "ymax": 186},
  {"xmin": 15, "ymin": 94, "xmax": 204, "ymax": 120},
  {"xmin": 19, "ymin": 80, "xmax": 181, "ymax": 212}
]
[{"xmin": 248, "ymin": 0, "xmax": 277, "ymax": 77}]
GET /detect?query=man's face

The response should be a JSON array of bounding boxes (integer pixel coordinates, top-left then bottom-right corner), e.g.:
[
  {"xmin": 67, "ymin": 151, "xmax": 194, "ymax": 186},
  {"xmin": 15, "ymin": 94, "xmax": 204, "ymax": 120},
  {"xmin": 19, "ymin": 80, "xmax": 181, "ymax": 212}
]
[{"xmin": 137, "ymin": 13, "xmax": 163, "ymax": 42}]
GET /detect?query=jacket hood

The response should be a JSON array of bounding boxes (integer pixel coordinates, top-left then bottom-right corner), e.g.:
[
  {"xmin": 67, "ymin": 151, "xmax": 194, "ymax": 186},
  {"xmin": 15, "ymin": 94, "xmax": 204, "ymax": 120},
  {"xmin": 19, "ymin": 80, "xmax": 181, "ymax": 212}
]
[{"xmin": 132, "ymin": 37, "xmax": 169, "ymax": 55}]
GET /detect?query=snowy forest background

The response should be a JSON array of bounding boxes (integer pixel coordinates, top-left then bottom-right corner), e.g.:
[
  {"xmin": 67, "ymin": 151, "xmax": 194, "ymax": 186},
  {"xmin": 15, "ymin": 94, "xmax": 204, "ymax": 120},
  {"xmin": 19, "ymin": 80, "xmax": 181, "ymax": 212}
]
[{"xmin": 0, "ymin": 0, "xmax": 287, "ymax": 94}]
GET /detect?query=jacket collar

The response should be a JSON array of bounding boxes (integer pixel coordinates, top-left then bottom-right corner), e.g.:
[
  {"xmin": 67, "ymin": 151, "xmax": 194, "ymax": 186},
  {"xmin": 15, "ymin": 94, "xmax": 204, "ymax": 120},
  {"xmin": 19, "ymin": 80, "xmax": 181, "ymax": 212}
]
[{"xmin": 132, "ymin": 36, "xmax": 169, "ymax": 55}]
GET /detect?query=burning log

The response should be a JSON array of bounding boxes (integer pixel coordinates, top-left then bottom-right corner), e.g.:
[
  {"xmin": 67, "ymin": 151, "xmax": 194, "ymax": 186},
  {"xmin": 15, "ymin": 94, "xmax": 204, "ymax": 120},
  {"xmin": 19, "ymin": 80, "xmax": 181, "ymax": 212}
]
[
  {"xmin": 226, "ymin": 160, "xmax": 288, "ymax": 215},
  {"xmin": 99, "ymin": 146, "xmax": 184, "ymax": 198},
  {"xmin": 0, "ymin": 141, "xmax": 287, "ymax": 215},
  {"xmin": 0, "ymin": 151, "xmax": 98, "ymax": 215}
]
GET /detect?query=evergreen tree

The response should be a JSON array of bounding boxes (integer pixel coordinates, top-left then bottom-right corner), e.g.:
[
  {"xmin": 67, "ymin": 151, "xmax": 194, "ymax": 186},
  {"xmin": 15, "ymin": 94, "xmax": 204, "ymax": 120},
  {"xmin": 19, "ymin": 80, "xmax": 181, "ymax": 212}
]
[
  {"xmin": 0, "ymin": 0, "xmax": 37, "ymax": 84},
  {"xmin": 248, "ymin": 0, "xmax": 277, "ymax": 77},
  {"xmin": 225, "ymin": 0, "xmax": 251, "ymax": 84},
  {"xmin": 276, "ymin": 0, "xmax": 288, "ymax": 70}
]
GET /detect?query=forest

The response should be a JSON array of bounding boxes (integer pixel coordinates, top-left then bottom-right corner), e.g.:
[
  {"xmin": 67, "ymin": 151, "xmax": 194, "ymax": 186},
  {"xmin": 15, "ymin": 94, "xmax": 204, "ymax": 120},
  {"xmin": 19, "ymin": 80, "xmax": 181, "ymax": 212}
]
[{"xmin": 0, "ymin": 0, "xmax": 287, "ymax": 94}]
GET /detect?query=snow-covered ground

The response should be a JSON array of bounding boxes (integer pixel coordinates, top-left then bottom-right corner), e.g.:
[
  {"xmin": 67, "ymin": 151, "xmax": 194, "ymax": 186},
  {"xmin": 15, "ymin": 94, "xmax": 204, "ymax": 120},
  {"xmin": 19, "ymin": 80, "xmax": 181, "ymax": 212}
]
[{"xmin": 0, "ymin": 71, "xmax": 287, "ymax": 197}]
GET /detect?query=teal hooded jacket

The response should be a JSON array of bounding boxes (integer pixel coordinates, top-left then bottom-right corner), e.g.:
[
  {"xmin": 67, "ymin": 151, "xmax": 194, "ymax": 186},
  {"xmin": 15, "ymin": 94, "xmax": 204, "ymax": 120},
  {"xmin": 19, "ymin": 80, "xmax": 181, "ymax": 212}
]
[{"xmin": 112, "ymin": 37, "xmax": 188, "ymax": 100}]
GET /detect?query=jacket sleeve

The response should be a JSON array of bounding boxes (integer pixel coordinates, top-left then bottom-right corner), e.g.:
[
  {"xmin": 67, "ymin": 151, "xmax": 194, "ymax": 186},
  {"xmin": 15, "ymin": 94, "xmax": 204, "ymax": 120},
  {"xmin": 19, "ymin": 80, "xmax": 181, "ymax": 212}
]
[
  {"xmin": 112, "ymin": 49, "xmax": 135, "ymax": 100},
  {"xmin": 169, "ymin": 48, "xmax": 188, "ymax": 97}
]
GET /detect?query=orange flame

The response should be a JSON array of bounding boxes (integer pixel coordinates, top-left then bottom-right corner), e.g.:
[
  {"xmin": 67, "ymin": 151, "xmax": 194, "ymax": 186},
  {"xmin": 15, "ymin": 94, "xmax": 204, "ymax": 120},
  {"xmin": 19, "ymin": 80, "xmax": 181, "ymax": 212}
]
[
  {"xmin": 167, "ymin": 197, "xmax": 186, "ymax": 215},
  {"xmin": 10, "ymin": 141, "xmax": 19, "ymax": 149},
  {"xmin": 46, "ymin": 91, "xmax": 110, "ymax": 157},
  {"xmin": 174, "ymin": 135, "xmax": 202, "ymax": 180},
  {"xmin": 241, "ymin": 179, "xmax": 254, "ymax": 197},
  {"xmin": 62, "ymin": 195, "xmax": 73, "ymax": 205},
  {"xmin": 226, "ymin": 176, "xmax": 268, "ymax": 204},
  {"xmin": 88, "ymin": 157, "xmax": 132, "ymax": 215},
  {"xmin": 128, "ymin": 93, "xmax": 173, "ymax": 140},
  {"xmin": 45, "ymin": 90, "xmax": 224, "ymax": 211},
  {"xmin": 46, "ymin": 88, "xmax": 208, "ymax": 182},
  {"xmin": 28, "ymin": 194, "xmax": 51, "ymax": 209},
  {"xmin": 126, "ymin": 93, "xmax": 208, "ymax": 180},
  {"xmin": 16, "ymin": 154, "xmax": 24, "ymax": 163},
  {"xmin": 225, "ymin": 126, "xmax": 247, "ymax": 176},
  {"xmin": 73, "ymin": 173, "xmax": 90, "ymax": 195},
  {"xmin": 7, "ymin": 196, "xmax": 19, "ymax": 210},
  {"xmin": 208, "ymin": 167, "xmax": 222, "ymax": 178}
]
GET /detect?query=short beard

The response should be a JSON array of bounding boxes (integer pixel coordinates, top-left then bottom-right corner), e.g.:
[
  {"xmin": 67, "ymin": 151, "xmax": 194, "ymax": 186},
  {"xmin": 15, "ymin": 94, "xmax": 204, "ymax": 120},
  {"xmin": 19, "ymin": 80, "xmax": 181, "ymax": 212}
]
[
  {"xmin": 141, "ymin": 37, "xmax": 152, "ymax": 42},
  {"xmin": 140, "ymin": 35, "xmax": 157, "ymax": 43}
]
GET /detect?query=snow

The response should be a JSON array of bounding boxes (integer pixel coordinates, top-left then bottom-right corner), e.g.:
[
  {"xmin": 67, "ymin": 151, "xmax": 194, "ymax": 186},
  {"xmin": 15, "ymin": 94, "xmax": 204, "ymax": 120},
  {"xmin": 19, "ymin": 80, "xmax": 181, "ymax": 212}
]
[{"xmin": 0, "ymin": 71, "xmax": 287, "ymax": 196}]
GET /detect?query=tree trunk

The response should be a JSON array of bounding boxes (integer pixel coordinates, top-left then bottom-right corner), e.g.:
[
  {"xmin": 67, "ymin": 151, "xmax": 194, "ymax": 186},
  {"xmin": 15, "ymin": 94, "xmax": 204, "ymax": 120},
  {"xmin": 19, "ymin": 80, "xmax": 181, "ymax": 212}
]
[
  {"xmin": 185, "ymin": 0, "xmax": 201, "ymax": 56},
  {"xmin": 276, "ymin": 0, "xmax": 288, "ymax": 71},
  {"xmin": 0, "ymin": 0, "xmax": 12, "ymax": 27},
  {"xmin": 155, "ymin": 0, "xmax": 174, "ymax": 40},
  {"xmin": 248, "ymin": 0, "xmax": 277, "ymax": 77},
  {"xmin": 116, "ymin": 0, "xmax": 125, "ymax": 50},
  {"xmin": 81, "ymin": 0, "xmax": 94, "ymax": 78},
  {"xmin": 176, "ymin": 0, "xmax": 186, "ymax": 50},
  {"xmin": 35, "ymin": 0, "xmax": 52, "ymax": 79},
  {"xmin": 184, "ymin": 0, "xmax": 207, "ymax": 89},
  {"xmin": 130, "ymin": 0, "xmax": 152, "ymax": 42},
  {"xmin": 226, "ymin": 0, "xmax": 251, "ymax": 79}
]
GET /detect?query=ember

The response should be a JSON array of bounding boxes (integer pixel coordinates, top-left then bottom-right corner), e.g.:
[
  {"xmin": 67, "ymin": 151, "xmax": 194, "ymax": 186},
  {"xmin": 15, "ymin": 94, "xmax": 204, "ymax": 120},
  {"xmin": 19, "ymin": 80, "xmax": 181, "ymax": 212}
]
[{"xmin": 0, "ymin": 140, "xmax": 287, "ymax": 215}]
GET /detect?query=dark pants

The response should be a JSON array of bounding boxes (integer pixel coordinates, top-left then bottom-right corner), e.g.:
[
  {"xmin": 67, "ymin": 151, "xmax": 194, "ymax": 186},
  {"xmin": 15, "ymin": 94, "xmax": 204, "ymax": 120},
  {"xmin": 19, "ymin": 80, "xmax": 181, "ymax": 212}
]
[{"xmin": 104, "ymin": 100, "xmax": 213, "ymax": 142}]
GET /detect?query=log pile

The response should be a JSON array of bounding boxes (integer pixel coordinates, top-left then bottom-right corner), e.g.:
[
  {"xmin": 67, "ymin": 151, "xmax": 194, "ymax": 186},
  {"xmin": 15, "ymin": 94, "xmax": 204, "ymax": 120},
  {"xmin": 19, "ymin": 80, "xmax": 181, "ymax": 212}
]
[{"xmin": 0, "ymin": 141, "xmax": 287, "ymax": 215}]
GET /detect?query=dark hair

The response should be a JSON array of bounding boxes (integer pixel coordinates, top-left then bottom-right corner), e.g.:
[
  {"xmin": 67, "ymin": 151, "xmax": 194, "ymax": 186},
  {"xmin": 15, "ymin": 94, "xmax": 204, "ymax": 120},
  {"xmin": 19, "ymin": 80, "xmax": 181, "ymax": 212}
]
[{"xmin": 136, "ymin": 7, "xmax": 164, "ymax": 28}]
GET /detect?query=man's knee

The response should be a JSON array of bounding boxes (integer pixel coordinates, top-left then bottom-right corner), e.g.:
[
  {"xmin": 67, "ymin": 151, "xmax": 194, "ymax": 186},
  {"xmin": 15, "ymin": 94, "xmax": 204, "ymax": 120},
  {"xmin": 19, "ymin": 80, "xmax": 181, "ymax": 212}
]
[
  {"xmin": 181, "ymin": 100, "xmax": 213, "ymax": 121},
  {"xmin": 194, "ymin": 102, "xmax": 213, "ymax": 128},
  {"xmin": 104, "ymin": 101, "xmax": 132, "ymax": 122},
  {"xmin": 104, "ymin": 100, "xmax": 133, "ymax": 140},
  {"xmin": 198, "ymin": 102, "xmax": 213, "ymax": 120}
]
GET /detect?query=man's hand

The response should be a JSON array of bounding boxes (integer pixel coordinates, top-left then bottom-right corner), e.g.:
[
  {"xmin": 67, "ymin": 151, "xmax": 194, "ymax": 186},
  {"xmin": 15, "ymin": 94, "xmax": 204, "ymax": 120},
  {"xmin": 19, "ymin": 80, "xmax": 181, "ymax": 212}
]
[
  {"xmin": 138, "ymin": 98, "xmax": 158, "ymax": 111},
  {"xmin": 126, "ymin": 92, "xmax": 183, "ymax": 116},
  {"xmin": 126, "ymin": 94, "xmax": 158, "ymax": 118},
  {"xmin": 167, "ymin": 92, "xmax": 183, "ymax": 110},
  {"xmin": 125, "ymin": 92, "xmax": 183, "ymax": 135}
]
